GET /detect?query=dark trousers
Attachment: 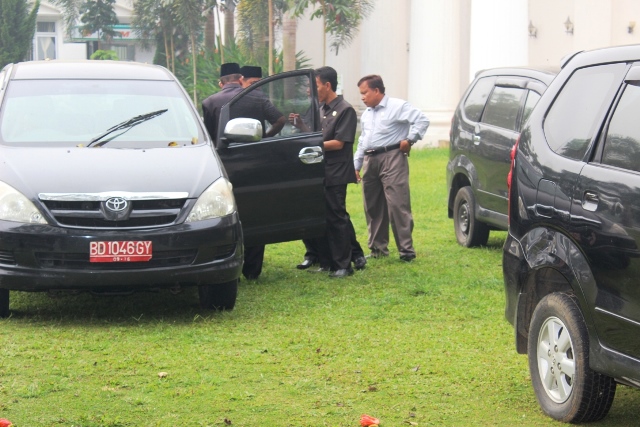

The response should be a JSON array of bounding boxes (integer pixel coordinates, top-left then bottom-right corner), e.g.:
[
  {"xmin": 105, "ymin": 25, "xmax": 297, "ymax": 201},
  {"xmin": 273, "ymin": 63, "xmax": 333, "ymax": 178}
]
[
  {"xmin": 303, "ymin": 184, "xmax": 364, "ymax": 270},
  {"xmin": 242, "ymin": 245, "xmax": 264, "ymax": 279}
]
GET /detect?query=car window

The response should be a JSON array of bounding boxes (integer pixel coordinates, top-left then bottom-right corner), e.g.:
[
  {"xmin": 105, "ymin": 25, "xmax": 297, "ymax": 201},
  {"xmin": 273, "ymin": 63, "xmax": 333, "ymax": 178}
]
[
  {"xmin": 463, "ymin": 76, "xmax": 496, "ymax": 122},
  {"xmin": 544, "ymin": 63, "xmax": 627, "ymax": 160},
  {"xmin": 602, "ymin": 84, "xmax": 640, "ymax": 173},
  {"xmin": 229, "ymin": 73, "xmax": 315, "ymax": 140},
  {"xmin": 480, "ymin": 86, "xmax": 526, "ymax": 131},
  {"xmin": 0, "ymin": 79, "xmax": 204, "ymax": 148},
  {"xmin": 521, "ymin": 90, "xmax": 541, "ymax": 128}
]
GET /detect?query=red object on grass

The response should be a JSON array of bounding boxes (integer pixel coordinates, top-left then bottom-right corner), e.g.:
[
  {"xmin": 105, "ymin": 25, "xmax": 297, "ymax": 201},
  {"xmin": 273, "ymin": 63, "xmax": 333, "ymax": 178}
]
[
  {"xmin": 0, "ymin": 419, "xmax": 13, "ymax": 427},
  {"xmin": 360, "ymin": 414, "xmax": 380, "ymax": 426}
]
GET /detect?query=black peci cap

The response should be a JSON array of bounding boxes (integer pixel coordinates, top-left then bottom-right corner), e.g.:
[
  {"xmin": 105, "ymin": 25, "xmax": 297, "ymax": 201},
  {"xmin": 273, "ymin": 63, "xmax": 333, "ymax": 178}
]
[
  {"xmin": 220, "ymin": 62, "xmax": 240, "ymax": 77},
  {"xmin": 240, "ymin": 65, "xmax": 263, "ymax": 79}
]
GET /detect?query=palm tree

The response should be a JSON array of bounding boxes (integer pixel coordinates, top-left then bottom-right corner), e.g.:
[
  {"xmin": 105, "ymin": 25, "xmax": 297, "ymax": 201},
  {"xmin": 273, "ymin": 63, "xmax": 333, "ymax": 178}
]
[
  {"xmin": 221, "ymin": 0, "xmax": 236, "ymax": 45},
  {"xmin": 281, "ymin": 8, "xmax": 296, "ymax": 72},
  {"xmin": 293, "ymin": 0, "xmax": 374, "ymax": 65},
  {"xmin": 173, "ymin": 0, "xmax": 206, "ymax": 104},
  {"xmin": 50, "ymin": 0, "xmax": 82, "ymax": 38},
  {"xmin": 132, "ymin": 0, "xmax": 179, "ymax": 72}
]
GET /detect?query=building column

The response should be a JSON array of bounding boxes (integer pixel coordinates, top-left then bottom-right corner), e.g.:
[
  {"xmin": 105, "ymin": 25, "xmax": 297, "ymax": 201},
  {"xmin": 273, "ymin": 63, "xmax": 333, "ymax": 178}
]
[
  {"xmin": 469, "ymin": 0, "xmax": 528, "ymax": 78},
  {"xmin": 408, "ymin": 0, "xmax": 470, "ymax": 147}
]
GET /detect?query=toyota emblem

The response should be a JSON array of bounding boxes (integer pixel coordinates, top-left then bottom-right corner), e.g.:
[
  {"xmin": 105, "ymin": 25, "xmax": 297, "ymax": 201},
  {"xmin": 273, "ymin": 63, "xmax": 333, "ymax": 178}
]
[{"xmin": 105, "ymin": 197, "xmax": 128, "ymax": 212}]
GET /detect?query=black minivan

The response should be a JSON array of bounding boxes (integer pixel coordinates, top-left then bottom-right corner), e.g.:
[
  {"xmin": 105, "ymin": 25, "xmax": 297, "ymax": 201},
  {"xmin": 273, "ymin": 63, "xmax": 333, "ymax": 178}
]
[
  {"xmin": 447, "ymin": 67, "xmax": 556, "ymax": 247},
  {"xmin": 504, "ymin": 45, "xmax": 640, "ymax": 423},
  {"xmin": 0, "ymin": 60, "xmax": 326, "ymax": 316}
]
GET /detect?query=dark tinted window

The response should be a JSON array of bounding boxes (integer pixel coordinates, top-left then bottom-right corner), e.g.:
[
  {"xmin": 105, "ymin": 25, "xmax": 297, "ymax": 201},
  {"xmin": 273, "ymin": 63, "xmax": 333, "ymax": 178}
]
[
  {"xmin": 522, "ymin": 90, "xmax": 541, "ymax": 128},
  {"xmin": 602, "ymin": 84, "xmax": 640, "ymax": 173},
  {"xmin": 544, "ymin": 63, "xmax": 626, "ymax": 160},
  {"xmin": 481, "ymin": 86, "xmax": 525, "ymax": 131},
  {"xmin": 229, "ymin": 74, "xmax": 313, "ymax": 139},
  {"xmin": 463, "ymin": 76, "xmax": 496, "ymax": 122}
]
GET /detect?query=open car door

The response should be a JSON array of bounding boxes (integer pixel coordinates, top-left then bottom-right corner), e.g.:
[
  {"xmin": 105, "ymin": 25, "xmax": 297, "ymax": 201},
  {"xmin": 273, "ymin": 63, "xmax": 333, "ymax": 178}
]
[{"xmin": 216, "ymin": 69, "xmax": 326, "ymax": 247}]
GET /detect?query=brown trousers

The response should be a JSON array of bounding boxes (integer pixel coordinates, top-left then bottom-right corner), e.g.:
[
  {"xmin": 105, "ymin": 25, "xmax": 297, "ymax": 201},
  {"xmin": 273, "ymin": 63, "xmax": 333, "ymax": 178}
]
[{"xmin": 361, "ymin": 149, "xmax": 415, "ymax": 257}]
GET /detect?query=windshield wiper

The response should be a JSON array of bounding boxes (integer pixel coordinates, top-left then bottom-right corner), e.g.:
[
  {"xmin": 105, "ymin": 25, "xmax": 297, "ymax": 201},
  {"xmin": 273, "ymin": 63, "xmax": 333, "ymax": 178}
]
[{"xmin": 87, "ymin": 109, "xmax": 168, "ymax": 147}]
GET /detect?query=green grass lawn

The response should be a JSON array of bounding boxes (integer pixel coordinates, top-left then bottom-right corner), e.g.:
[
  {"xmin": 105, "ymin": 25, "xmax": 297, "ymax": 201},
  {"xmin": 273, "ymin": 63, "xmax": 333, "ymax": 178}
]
[{"xmin": 1, "ymin": 149, "xmax": 638, "ymax": 426}]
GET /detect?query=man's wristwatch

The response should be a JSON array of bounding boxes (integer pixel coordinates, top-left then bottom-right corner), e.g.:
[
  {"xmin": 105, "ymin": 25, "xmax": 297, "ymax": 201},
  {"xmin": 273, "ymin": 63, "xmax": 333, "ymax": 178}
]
[{"xmin": 407, "ymin": 138, "xmax": 417, "ymax": 146}]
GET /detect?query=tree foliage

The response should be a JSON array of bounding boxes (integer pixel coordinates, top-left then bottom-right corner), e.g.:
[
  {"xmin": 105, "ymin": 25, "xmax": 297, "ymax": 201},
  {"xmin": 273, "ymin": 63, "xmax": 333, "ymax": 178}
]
[
  {"xmin": 50, "ymin": 0, "xmax": 82, "ymax": 38},
  {"xmin": 0, "ymin": 0, "xmax": 39, "ymax": 68},
  {"xmin": 236, "ymin": 0, "xmax": 287, "ymax": 64},
  {"xmin": 293, "ymin": 0, "xmax": 374, "ymax": 54},
  {"xmin": 79, "ymin": 0, "xmax": 119, "ymax": 42}
]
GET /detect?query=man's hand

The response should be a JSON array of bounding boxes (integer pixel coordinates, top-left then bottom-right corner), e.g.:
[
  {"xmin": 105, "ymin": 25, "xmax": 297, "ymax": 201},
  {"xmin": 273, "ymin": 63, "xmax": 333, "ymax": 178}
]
[
  {"xmin": 400, "ymin": 139, "xmax": 412, "ymax": 153},
  {"xmin": 355, "ymin": 170, "xmax": 361, "ymax": 183}
]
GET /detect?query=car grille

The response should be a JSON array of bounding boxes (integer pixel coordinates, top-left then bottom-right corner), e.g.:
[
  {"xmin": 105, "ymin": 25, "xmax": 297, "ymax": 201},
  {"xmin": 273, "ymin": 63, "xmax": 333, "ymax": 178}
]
[
  {"xmin": 41, "ymin": 199, "xmax": 187, "ymax": 228},
  {"xmin": 34, "ymin": 244, "xmax": 236, "ymax": 270}
]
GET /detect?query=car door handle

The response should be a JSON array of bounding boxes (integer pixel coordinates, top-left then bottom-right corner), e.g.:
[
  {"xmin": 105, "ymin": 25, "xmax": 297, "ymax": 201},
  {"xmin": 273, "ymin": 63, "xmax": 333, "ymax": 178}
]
[
  {"xmin": 473, "ymin": 135, "xmax": 481, "ymax": 145},
  {"xmin": 299, "ymin": 146, "xmax": 324, "ymax": 164},
  {"xmin": 583, "ymin": 191, "xmax": 599, "ymax": 212}
]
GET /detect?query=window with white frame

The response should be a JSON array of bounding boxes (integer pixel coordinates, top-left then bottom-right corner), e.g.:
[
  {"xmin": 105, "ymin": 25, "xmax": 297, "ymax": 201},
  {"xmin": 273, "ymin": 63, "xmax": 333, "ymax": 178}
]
[{"xmin": 35, "ymin": 22, "xmax": 57, "ymax": 60}]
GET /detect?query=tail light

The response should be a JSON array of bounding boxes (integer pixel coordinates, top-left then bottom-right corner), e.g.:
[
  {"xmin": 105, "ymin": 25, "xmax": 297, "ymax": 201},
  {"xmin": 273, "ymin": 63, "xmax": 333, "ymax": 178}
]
[{"xmin": 507, "ymin": 135, "xmax": 520, "ymax": 225}]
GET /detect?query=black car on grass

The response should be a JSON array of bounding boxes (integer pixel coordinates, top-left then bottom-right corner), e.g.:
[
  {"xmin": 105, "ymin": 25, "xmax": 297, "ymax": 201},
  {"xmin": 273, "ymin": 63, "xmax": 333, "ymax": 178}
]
[
  {"xmin": 504, "ymin": 45, "xmax": 640, "ymax": 422},
  {"xmin": 447, "ymin": 67, "xmax": 556, "ymax": 247},
  {"xmin": 0, "ymin": 60, "xmax": 326, "ymax": 317}
]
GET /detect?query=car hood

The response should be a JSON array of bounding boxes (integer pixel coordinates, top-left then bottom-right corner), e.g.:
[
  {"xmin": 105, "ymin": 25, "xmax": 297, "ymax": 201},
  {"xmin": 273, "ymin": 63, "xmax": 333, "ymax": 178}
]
[{"xmin": 0, "ymin": 145, "xmax": 224, "ymax": 199}]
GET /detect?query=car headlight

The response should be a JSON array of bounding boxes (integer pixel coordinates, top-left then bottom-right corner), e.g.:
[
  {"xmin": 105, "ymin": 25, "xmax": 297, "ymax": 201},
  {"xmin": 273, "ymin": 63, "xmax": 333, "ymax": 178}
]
[
  {"xmin": 186, "ymin": 178, "xmax": 236, "ymax": 222},
  {"xmin": 0, "ymin": 181, "xmax": 46, "ymax": 224}
]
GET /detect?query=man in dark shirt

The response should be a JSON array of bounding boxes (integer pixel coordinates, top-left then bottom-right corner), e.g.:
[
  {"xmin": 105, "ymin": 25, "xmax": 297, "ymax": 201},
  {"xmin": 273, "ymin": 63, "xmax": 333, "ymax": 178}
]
[
  {"xmin": 202, "ymin": 62, "xmax": 244, "ymax": 141},
  {"xmin": 233, "ymin": 66, "xmax": 286, "ymax": 138},
  {"xmin": 301, "ymin": 66, "xmax": 366, "ymax": 278},
  {"xmin": 232, "ymin": 65, "xmax": 285, "ymax": 280}
]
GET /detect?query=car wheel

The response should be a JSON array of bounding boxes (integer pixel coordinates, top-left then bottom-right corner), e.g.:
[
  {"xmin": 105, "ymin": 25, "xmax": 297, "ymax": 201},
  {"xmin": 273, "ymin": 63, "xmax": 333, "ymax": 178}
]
[
  {"xmin": 198, "ymin": 279, "xmax": 238, "ymax": 311},
  {"xmin": 0, "ymin": 289, "xmax": 9, "ymax": 318},
  {"xmin": 453, "ymin": 186, "xmax": 489, "ymax": 247},
  {"xmin": 528, "ymin": 293, "xmax": 616, "ymax": 423}
]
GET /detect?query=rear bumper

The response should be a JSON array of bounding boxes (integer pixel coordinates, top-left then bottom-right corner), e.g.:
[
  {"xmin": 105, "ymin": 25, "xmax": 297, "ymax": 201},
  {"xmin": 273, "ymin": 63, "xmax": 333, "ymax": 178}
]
[{"xmin": 0, "ymin": 215, "xmax": 243, "ymax": 291}]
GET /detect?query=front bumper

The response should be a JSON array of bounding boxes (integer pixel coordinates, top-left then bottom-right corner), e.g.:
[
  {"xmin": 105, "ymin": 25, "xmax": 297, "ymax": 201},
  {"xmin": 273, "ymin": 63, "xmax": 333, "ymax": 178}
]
[{"xmin": 0, "ymin": 214, "xmax": 243, "ymax": 291}]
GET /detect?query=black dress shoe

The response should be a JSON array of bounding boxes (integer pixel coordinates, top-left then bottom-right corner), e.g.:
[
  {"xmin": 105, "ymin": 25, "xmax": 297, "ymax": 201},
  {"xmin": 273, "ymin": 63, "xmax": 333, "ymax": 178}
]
[
  {"xmin": 329, "ymin": 268, "xmax": 354, "ymax": 278},
  {"xmin": 353, "ymin": 256, "xmax": 367, "ymax": 270},
  {"xmin": 296, "ymin": 259, "xmax": 316, "ymax": 270},
  {"xmin": 399, "ymin": 254, "xmax": 416, "ymax": 262},
  {"xmin": 307, "ymin": 266, "xmax": 331, "ymax": 273}
]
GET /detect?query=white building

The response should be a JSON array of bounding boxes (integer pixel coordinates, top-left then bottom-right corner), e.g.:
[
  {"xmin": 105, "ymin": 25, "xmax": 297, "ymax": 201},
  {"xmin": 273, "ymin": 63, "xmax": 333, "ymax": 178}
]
[
  {"xmin": 33, "ymin": 0, "xmax": 640, "ymax": 147},
  {"xmin": 297, "ymin": 0, "xmax": 640, "ymax": 147},
  {"xmin": 33, "ymin": 1, "xmax": 153, "ymax": 63}
]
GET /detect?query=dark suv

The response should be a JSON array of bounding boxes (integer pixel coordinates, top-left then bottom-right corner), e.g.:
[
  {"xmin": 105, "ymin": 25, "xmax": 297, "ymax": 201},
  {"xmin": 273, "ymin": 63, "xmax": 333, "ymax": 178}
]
[
  {"xmin": 504, "ymin": 45, "xmax": 640, "ymax": 422},
  {"xmin": 447, "ymin": 67, "xmax": 556, "ymax": 247}
]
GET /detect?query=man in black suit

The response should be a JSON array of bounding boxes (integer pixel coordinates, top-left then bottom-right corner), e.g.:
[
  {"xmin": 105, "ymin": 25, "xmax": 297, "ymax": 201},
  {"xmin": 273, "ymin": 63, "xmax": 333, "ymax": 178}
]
[
  {"xmin": 202, "ymin": 62, "xmax": 244, "ymax": 142},
  {"xmin": 201, "ymin": 63, "xmax": 284, "ymax": 280},
  {"xmin": 299, "ymin": 66, "xmax": 366, "ymax": 278}
]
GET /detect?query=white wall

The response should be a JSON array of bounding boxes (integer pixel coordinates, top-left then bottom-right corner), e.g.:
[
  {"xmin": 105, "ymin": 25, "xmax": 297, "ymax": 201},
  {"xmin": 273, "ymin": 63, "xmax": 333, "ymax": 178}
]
[{"xmin": 469, "ymin": 0, "xmax": 528, "ymax": 81}]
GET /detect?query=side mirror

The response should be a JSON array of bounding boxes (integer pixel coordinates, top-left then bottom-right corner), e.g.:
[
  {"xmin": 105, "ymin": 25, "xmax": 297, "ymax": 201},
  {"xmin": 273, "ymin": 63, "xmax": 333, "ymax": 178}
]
[{"xmin": 223, "ymin": 118, "xmax": 263, "ymax": 143}]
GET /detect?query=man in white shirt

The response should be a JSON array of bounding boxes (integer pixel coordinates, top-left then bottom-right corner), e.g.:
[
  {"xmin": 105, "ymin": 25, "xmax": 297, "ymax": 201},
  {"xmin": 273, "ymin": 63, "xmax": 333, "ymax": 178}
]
[{"xmin": 354, "ymin": 74, "xmax": 429, "ymax": 261}]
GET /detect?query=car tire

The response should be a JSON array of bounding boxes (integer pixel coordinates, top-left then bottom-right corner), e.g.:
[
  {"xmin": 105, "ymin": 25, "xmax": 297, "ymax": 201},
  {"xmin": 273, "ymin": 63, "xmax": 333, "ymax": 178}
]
[
  {"xmin": 0, "ymin": 289, "xmax": 8, "ymax": 318},
  {"xmin": 198, "ymin": 279, "xmax": 238, "ymax": 311},
  {"xmin": 453, "ymin": 186, "xmax": 489, "ymax": 247},
  {"xmin": 528, "ymin": 292, "xmax": 616, "ymax": 423}
]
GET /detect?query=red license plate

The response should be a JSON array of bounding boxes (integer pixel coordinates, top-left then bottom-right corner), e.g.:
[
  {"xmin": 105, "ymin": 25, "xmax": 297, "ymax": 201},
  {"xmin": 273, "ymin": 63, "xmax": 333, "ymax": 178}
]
[{"xmin": 90, "ymin": 241, "xmax": 152, "ymax": 263}]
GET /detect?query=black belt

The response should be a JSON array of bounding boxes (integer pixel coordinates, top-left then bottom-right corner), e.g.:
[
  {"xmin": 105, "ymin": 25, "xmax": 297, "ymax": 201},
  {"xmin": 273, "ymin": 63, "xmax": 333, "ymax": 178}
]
[{"xmin": 364, "ymin": 143, "xmax": 401, "ymax": 156}]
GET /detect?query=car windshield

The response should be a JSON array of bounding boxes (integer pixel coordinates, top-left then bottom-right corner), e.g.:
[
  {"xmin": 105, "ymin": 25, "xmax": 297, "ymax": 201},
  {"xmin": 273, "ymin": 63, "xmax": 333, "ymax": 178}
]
[{"xmin": 0, "ymin": 79, "xmax": 204, "ymax": 148}]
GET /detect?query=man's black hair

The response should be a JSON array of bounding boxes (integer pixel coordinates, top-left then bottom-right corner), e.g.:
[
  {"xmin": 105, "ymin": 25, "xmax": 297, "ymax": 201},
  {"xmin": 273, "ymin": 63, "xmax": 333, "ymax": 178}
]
[{"xmin": 315, "ymin": 66, "xmax": 338, "ymax": 92}]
